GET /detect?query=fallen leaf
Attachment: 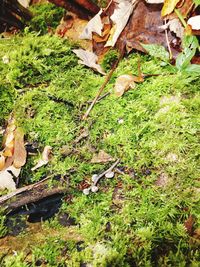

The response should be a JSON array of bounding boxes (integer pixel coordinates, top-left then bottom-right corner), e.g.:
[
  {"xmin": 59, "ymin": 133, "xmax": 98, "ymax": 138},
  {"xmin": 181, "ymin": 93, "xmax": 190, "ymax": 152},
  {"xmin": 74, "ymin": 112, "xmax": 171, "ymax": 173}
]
[
  {"xmin": 72, "ymin": 49, "xmax": 105, "ymax": 74},
  {"xmin": 93, "ymin": 24, "xmax": 111, "ymax": 43},
  {"xmin": 0, "ymin": 166, "xmax": 21, "ymax": 191},
  {"xmin": 161, "ymin": 0, "xmax": 180, "ymax": 17},
  {"xmin": 80, "ymin": 9, "xmax": 103, "ymax": 40},
  {"xmin": 114, "ymin": 74, "xmax": 135, "ymax": 97},
  {"xmin": 184, "ymin": 215, "xmax": 194, "ymax": 235},
  {"xmin": 159, "ymin": 18, "xmax": 184, "ymax": 39},
  {"xmin": 0, "ymin": 155, "xmax": 5, "ymax": 170},
  {"xmin": 13, "ymin": 128, "xmax": 27, "ymax": 168},
  {"xmin": 105, "ymin": 0, "xmax": 135, "ymax": 47},
  {"xmin": 187, "ymin": 16, "xmax": 200, "ymax": 30},
  {"xmin": 56, "ymin": 15, "xmax": 74, "ymax": 37},
  {"xmin": 31, "ymin": 146, "xmax": 52, "ymax": 171},
  {"xmin": 91, "ymin": 150, "xmax": 114, "ymax": 163}
]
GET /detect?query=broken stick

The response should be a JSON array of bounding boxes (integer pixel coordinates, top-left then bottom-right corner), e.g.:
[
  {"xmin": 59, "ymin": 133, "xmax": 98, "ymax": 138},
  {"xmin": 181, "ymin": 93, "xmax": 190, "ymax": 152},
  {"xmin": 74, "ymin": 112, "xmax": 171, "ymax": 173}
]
[{"xmin": 82, "ymin": 49, "xmax": 125, "ymax": 120}]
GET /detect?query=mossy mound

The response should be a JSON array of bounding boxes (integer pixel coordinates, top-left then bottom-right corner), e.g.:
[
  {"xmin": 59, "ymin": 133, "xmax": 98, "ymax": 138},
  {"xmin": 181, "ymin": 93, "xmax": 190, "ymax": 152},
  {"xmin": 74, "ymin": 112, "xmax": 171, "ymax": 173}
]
[{"xmin": 0, "ymin": 15, "xmax": 200, "ymax": 266}]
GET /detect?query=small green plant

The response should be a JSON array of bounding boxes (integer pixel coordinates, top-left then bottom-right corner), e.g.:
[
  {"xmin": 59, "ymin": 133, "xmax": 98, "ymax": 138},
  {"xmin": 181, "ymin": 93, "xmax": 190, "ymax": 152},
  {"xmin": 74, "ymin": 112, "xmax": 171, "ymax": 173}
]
[{"xmin": 176, "ymin": 35, "xmax": 200, "ymax": 73}]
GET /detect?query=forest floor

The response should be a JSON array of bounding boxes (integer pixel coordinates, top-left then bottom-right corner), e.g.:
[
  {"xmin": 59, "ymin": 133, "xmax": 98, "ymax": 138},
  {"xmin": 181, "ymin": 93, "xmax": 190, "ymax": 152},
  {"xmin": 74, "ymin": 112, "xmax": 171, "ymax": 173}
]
[{"xmin": 0, "ymin": 3, "xmax": 200, "ymax": 266}]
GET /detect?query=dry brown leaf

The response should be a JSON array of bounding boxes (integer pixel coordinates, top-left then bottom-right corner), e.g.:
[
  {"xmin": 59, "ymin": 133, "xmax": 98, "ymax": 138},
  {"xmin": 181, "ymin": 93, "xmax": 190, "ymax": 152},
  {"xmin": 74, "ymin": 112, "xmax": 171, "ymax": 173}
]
[
  {"xmin": 13, "ymin": 128, "xmax": 27, "ymax": 168},
  {"xmin": 91, "ymin": 150, "xmax": 114, "ymax": 163},
  {"xmin": 93, "ymin": 24, "xmax": 111, "ymax": 43},
  {"xmin": 72, "ymin": 49, "xmax": 105, "ymax": 75},
  {"xmin": 31, "ymin": 146, "xmax": 52, "ymax": 171},
  {"xmin": 105, "ymin": 0, "xmax": 135, "ymax": 47},
  {"xmin": 184, "ymin": 215, "xmax": 194, "ymax": 235},
  {"xmin": 80, "ymin": 9, "xmax": 103, "ymax": 40},
  {"xmin": 114, "ymin": 74, "xmax": 135, "ymax": 97}
]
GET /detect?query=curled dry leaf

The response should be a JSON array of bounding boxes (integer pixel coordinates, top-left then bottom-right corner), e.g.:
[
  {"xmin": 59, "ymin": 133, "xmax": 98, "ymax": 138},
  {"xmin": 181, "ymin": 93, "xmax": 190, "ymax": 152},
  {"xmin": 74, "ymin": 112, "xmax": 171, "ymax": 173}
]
[
  {"xmin": 91, "ymin": 150, "xmax": 114, "ymax": 163},
  {"xmin": 13, "ymin": 128, "xmax": 27, "ymax": 168},
  {"xmin": 187, "ymin": 16, "xmax": 200, "ymax": 30},
  {"xmin": 80, "ymin": 9, "xmax": 103, "ymax": 40},
  {"xmin": 184, "ymin": 215, "xmax": 194, "ymax": 235},
  {"xmin": 105, "ymin": 0, "xmax": 135, "ymax": 47},
  {"xmin": 72, "ymin": 49, "xmax": 105, "ymax": 75},
  {"xmin": 114, "ymin": 74, "xmax": 135, "ymax": 97},
  {"xmin": 31, "ymin": 146, "xmax": 52, "ymax": 171},
  {"xmin": 0, "ymin": 166, "xmax": 21, "ymax": 191}
]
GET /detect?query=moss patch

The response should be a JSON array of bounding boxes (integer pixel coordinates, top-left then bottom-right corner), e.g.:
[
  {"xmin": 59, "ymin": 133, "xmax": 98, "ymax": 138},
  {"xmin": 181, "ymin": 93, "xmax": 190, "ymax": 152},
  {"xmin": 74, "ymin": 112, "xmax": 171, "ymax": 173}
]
[{"xmin": 0, "ymin": 27, "xmax": 200, "ymax": 266}]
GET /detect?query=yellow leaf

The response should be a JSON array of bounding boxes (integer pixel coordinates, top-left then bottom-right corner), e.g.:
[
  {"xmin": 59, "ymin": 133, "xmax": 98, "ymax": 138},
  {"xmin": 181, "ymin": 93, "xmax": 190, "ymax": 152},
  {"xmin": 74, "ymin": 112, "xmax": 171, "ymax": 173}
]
[
  {"xmin": 161, "ymin": 0, "xmax": 180, "ymax": 17},
  {"xmin": 0, "ymin": 155, "xmax": 5, "ymax": 170}
]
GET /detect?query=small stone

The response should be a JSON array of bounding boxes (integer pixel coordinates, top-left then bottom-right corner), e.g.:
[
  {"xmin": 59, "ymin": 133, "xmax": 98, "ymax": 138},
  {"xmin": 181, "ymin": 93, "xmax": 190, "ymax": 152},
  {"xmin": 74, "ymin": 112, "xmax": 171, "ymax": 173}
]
[
  {"xmin": 91, "ymin": 185, "xmax": 98, "ymax": 193},
  {"xmin": 83, "ymin": 188, "xmax": 90, "ymax": 195},
  {"xmin": 91, "ymin": 174, "xmax": 99, "ymax": 182},
  {"xmin": 2, "ymin": 55, "xmax": 9, "ymax": 64},
  {"xmin": 105, "ymin": 171, "xmax": 115, "ymax": 179},
  {"xmin": 118, "ymin": 118, "xmax": 124, "ymax": 124}
]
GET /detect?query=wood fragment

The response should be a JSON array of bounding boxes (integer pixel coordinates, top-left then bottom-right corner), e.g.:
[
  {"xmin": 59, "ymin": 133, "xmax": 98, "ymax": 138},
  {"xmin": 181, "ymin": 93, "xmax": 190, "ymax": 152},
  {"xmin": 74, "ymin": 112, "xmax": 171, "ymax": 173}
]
[{"xmin": 0, "ymin": 176, "xmax": 67, "ymax": 212}]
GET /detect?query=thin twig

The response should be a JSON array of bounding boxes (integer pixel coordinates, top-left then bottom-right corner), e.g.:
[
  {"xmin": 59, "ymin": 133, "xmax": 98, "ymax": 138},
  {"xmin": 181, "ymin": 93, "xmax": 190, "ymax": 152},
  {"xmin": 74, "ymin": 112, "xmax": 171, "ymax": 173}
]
[
  {"xmin": 164, "ymin": 18, "xmax": 172, "ymax": 60},
  {"xmin": 93, "ymin": 159, "xmax": 120, "ymax": 186},
  {"xmin": 87, "ymin": 92, "xmax": 110, "ymax": 104},
  {"xmin": 82, "ymin": 50, "xmax": 125, "ymax": 120}
]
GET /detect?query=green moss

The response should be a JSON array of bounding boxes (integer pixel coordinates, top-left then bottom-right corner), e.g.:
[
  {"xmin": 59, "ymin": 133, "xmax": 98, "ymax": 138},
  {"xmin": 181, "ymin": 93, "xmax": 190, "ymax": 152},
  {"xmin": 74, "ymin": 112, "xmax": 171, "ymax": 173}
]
[
  {"xmin": 28, "ymin": 3, "xmax": 65, "ymax": 35},
  {"xmin": 0, "ymin": 28, "xmax": 200, "ymax": 266},
  {"xmin": 101, "ymin": 49, "xmax": 119, "ymax": 71}
]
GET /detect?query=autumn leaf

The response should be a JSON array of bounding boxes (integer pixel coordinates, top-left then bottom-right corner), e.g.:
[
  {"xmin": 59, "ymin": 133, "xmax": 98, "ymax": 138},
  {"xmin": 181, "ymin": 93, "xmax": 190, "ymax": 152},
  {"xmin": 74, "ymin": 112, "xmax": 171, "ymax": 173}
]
[
  {"xmin": 184, "ymin": 215, "xmax": 194, "ymax": 235},
  {"xmin": 73, "ymin": 49, "xmax": 105, "ymax": 75},
  {"xmin": 0, "ymin": 155, "xmax": 5, "ymax": 171},
  {"xmin": 91, "ymin": 150, "xmax": 114, "ymax": 163},
  {"xmin": 105, "ymin": 0, "xmax": 135, "ymax": 47},
  {"xmin": 161, "ymin": 0, "xmax": 180, "ymax": 16},
  {"xmin": 114, "ymin": 74, "xmax": 135, "ymax": 97},
  {"xmin": 13, "ymin": 127, "xmax": 27, "ymax": 168},
  {"xmin": 80, "ymin": 9, "xmax": 103, "ymax": 40},
  {"xmin": 31, "ymin": 146, "xmax": 52, "ymax": 171}
]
